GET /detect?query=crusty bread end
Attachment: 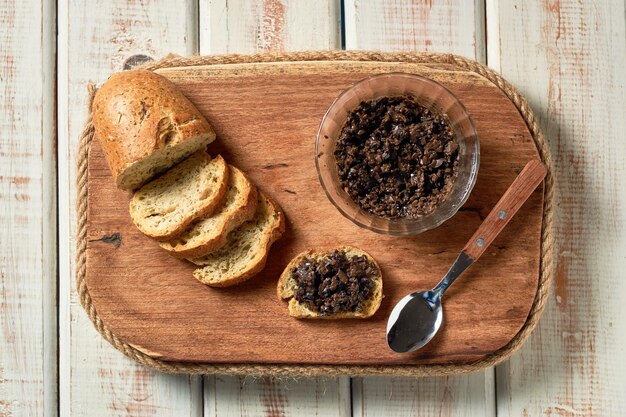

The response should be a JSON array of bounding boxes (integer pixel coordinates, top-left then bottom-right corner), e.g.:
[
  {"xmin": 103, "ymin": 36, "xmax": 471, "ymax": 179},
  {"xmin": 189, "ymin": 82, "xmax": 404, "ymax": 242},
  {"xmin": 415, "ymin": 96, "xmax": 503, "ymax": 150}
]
[{"xmin": 93, "ymin": 70, "xmax": 216, "ymax": 190}]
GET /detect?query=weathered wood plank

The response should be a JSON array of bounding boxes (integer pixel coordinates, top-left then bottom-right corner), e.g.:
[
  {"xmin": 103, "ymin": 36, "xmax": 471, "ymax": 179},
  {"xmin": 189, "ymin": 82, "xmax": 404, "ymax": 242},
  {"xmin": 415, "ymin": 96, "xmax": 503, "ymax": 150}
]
[
  {"xmin": 0, "ymin": 0, "xmax": 56, "ymax": 416},
  {"xmin": 198, "ymin": 1, "xmax": 348, "ymax": 415},
  {"xmin": 57, "ymin": 0, "xmax": 202, "ymax": 416},
  {"xmin": 205, "ymin": 376, "xmax": 351, "ymax": 417},
  {"xmin": 488, "ymin": 0, "xmax": 626, "ymax": 415},
  {"xmin": 344, "ymin": 1, "xmax": 496, "ymax": 416},
  {"xmin": 200, "ymin": 0, "xmax": 341, "ymax": 53},
  {"xmin": 352, "ymin": 374, "xmax": 495, "ymax": 417},
  {"xmin": 344, "ymin": 0, "xmax": 485, "ymax": 61}
]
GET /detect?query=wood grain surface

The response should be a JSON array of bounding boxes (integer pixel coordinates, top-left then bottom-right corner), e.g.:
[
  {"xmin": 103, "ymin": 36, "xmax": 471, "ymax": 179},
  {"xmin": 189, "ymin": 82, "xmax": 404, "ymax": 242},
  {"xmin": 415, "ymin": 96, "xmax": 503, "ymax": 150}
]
[
  {"xmin": 85, "ymin": 60, "xmax": 543, "ymax": 365},
  {"xmin": 352, "ymin": 374, "xmax": 495, "ymax": 417},
  {"xmin": 344, "ymin": 0, "xmax": 485, "ymax": 62},
  {"xmin": 201, "ymin": 0, "xmax": 341, "ymax": 53},
  {"xmin": 488, "ymin": 0, "xmax": 626, "ymax": 415},
  {"xmin": 204, "ymin": 376, "xmax": 350, "ymax": 416},
  {"xmin": 463, "ymin": 160, "xmax": 546, "ymax": 260},
  {"xmin": 0, "ymin": 1, "xmax": 56, "ymax": 416}
]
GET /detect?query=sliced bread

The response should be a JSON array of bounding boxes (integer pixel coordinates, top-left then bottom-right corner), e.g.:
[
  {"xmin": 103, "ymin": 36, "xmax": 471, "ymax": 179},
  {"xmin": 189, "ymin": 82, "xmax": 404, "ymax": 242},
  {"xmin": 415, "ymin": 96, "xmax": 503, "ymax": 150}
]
[
  {"xmin": 159, "ymin": 165, "xmax": 258, "ymax": 258},
  {"xmin": 93, "ymin": 70, "xmax": 216, "ymax": 190},
  {"xmin": 190, "ymin": 192, "xmax": 285, "ymax": 287},
  {"xmin": 129, "ymin": 152, "xmax": 229, "ymax": 241},
  {"xmin": 277, "ymin": 247, "xmax": 383, "ymax": 319}
]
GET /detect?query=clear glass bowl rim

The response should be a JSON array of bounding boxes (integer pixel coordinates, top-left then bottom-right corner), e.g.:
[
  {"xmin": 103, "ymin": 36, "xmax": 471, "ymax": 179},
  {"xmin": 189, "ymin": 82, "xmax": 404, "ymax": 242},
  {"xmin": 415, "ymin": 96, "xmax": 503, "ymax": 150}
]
[{"xmin": 315, "ymin": 72, "xmax": 480, "ymax": 236}]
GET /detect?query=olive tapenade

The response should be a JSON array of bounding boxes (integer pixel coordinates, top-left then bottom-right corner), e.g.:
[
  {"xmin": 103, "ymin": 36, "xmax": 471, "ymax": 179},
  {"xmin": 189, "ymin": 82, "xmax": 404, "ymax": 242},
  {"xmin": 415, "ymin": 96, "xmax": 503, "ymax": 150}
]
[
  {"xmin": 291, "ymin": 250, "xmax": 378, "ymax": 315},
  {"xmin": 334, "ymin": 96, "xmax": 459, "ymax": 218}
]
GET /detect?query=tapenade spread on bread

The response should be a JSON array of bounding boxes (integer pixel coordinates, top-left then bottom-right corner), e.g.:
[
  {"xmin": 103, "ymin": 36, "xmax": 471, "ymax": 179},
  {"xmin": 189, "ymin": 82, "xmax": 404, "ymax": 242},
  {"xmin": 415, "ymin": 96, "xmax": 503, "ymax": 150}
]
[{"xmin": 278, "ymin": 247, "xmax": 382, "ymax": 319}]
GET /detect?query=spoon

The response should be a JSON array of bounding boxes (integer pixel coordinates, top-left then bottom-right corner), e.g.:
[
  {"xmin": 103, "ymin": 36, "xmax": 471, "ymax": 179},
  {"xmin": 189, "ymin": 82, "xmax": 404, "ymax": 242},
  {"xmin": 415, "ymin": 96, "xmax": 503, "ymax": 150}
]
[{"xmin": 386, "ymin": 160, "xmax": 547, "ymax": 353}]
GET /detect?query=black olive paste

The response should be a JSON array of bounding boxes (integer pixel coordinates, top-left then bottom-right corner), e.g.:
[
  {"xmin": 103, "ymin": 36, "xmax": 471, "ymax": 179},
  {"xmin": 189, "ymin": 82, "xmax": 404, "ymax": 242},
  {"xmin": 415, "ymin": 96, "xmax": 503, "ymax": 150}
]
[
  {"xmin": 292, "ymin": 250, "xmax": 378, "ymax": 315},
  {"xmin": 334, "ymin": 96, "xmax": 459, "ymax": 218}
]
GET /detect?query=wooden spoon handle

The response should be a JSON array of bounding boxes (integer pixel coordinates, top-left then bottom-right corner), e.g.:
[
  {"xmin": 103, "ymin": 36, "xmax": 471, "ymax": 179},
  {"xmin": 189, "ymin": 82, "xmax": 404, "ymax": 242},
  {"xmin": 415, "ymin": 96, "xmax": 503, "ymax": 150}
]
[{"xmin": 462, "ymin": 160, "xmax": 547, "ymax": 260}]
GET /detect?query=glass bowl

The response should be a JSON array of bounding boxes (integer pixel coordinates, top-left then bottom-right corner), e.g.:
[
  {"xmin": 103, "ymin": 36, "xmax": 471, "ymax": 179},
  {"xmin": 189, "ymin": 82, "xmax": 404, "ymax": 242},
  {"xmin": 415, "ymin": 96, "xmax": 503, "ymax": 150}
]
[{"xmin": 315, "ymin": 73, "xmax": 480, "ymax": 236}]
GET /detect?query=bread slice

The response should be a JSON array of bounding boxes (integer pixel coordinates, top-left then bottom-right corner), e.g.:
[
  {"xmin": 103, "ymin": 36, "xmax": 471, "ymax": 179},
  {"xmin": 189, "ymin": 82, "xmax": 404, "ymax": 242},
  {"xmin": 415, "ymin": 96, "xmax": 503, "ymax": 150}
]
[
  {"xmin": 129, "ymin": 152, "xmax": 229, "ymax": 241},
  {"xmin": 158, "ymin": 165, "xmax": 258, "ymax": 258},
  {"xmin": 93, "ymin": 70, "xmax": 216, "ymax": 190},
  {"xmin": 277, "ymin": 246, "xmax": 383, "ymax": 319},
  {"xmin": 190, "ymin": 192, "xmax": 285, "ymax": 287}
]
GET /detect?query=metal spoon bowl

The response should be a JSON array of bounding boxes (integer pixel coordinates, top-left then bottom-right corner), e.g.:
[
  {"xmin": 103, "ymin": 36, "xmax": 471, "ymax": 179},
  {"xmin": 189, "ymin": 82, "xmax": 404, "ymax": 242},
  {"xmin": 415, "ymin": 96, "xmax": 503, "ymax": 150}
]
[
  {"xmin": 386, "ymin": 160, "xmax": 547, "ymax": 353},
  {"xmin": 387, "ymin": 291, "xmax": 442, "ymax": 353}
]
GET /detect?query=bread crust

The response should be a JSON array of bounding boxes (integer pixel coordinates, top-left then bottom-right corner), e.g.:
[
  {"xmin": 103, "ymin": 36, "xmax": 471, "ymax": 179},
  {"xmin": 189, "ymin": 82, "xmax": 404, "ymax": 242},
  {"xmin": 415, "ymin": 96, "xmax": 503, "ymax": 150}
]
[
  {"xmin": 277, "ymin": 246, "xmax": 383, "ymax": 319},
  {"xmin": 93, "ymin": 70, "xmax": 216, "ymax": 190},
  {"xmin": 159, "ymin": 166, "xmax": 259, "ymax": 258},
  {"xmin": 129, "ymin": 153, "xmax": 229, "ymax": 241},
  {"xmin": 221, "ymin": 195, "xmax": 286, "ymax": 286},
  {"xmin": 191, "ymin": 193, "xmax": 286, "ymax": 287}
]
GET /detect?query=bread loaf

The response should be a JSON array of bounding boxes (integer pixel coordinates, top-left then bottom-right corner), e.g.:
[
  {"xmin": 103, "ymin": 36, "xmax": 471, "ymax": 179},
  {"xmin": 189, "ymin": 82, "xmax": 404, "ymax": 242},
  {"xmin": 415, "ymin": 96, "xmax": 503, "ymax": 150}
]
[{"xmin": 93, "ymin": 70, "xmax": 216, "ymax": 190}]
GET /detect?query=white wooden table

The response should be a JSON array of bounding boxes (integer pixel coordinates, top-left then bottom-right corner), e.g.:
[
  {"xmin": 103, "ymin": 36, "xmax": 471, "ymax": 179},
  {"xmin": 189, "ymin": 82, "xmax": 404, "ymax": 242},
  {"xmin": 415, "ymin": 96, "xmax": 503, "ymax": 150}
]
[{"xmin": 2, "ymin": 0, "xmax": 625, "ymax": 415}]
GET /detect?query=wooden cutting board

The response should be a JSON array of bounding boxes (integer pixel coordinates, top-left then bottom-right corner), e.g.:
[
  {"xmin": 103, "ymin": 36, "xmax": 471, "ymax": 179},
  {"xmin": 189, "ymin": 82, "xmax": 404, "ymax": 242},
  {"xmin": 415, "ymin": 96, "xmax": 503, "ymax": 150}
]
[{"xmin": 86, "ymin": 60, "xmax": 543, "ymax": 366}]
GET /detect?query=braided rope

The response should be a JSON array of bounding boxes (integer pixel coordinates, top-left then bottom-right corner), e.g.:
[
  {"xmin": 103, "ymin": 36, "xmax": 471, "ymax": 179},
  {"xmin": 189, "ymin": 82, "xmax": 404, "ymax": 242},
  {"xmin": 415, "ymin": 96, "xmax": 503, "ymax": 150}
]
[{"xmin": 76, "ymin": 51, "xmax": 554, "ymax": 377}]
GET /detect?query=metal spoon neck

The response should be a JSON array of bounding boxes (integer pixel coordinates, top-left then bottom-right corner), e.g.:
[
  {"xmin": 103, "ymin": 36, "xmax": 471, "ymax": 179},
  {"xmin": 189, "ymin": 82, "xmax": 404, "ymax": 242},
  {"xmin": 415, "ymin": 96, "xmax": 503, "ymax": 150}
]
[{"xmin": 432, "ymin": 251, "xmax": 474, "ymax": 297}]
